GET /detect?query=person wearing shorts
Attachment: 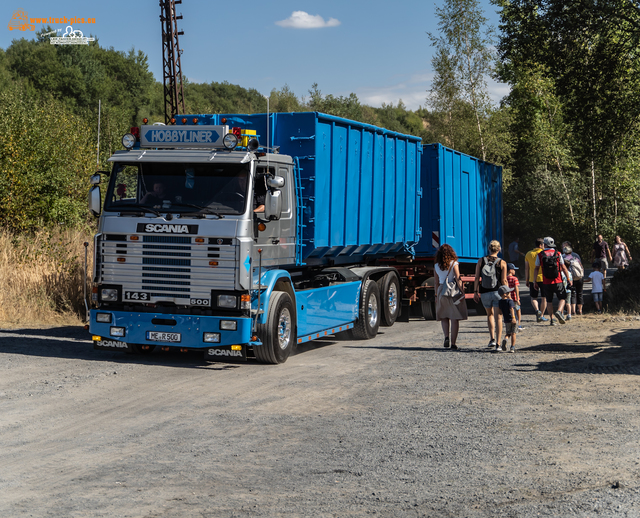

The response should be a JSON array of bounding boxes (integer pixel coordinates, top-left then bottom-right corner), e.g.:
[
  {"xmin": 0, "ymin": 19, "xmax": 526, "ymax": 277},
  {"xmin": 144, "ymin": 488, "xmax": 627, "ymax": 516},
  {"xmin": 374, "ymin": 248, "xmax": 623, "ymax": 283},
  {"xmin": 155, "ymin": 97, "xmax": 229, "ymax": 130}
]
[
  {"xmin": 524, "ymin": 238, "xmax": 548, "ymax": 322},
  {"xmin": 473, "ymin": 240, "xmax": 508, "ymax": 349},
  {"xmin": 592, "ymin": 235, "xmax": 612, "ymax": 278},
  {"xmin": 534, "ymin": 237, "xmax": 572, "ymax": 326}
]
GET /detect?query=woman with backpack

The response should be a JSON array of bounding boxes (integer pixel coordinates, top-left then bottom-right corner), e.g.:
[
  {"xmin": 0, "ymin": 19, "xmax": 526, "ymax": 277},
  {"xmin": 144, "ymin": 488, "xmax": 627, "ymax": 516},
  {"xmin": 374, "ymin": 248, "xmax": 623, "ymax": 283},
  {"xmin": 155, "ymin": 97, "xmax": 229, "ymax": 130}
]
[
  {"xmin": 562, "ymin": 241, "xmax": 584, "ymax": 316},
  {"xmin": 434, "ymin": 244, "xmax": 468, "ymax": 350},
  {"xmin": 473, "ymin": 240, "xmax": 508, "ymax": 349}
]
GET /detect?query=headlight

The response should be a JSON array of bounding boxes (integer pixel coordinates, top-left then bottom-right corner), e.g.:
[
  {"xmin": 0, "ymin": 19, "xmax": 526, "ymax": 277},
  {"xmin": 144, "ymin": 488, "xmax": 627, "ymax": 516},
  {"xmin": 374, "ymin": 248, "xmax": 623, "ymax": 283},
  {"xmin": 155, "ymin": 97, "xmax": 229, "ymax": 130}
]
[
  {"xmin": 220, "ymin": 320, "xmax": 237, "ymax": 331},
  {"xmin": 218, "ymin": 295, "xmax": 237, "ymax": 308},
  {"xmin": 110, "ymin": 327, "xmax": 126, "ymax": 337},
  {"xmin": 203, "ymin": 332, "xmax": 221, "ymax": 343},
  {"xmin": 96, "ymin": 313, "xmax": 112, "ymax": 323},
  {"xmin": 122, "ymin": 133, "xmax": 136, "ymax": 149},
  {"xmin": 101, "ymin": 289, "xmax": 118, "ymax": 302},
  {"xmin": 223, "ymin": 133, "xmax": 238, "ymax": 150}
]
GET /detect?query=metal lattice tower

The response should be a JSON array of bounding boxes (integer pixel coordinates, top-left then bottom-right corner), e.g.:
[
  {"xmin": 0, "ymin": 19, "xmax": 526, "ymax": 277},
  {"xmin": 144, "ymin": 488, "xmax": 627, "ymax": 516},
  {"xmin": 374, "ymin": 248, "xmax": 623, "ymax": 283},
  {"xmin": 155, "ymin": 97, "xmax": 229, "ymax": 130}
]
[{"xmin": 160, "ymin": 0, "xmax": 185, "ymax": 123}]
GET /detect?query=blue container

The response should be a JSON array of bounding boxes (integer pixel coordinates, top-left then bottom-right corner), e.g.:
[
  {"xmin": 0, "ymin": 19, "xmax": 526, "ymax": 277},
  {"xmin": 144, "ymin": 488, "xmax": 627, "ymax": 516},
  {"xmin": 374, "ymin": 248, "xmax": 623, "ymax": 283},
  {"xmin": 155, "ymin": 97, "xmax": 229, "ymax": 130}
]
[
  {"xmin": 182, "ymin": 112, "xmax": 423, "ymax": 265},
  {"xmin": 415, "ymin": 143, "xmax": 503, "ymax": 263}
]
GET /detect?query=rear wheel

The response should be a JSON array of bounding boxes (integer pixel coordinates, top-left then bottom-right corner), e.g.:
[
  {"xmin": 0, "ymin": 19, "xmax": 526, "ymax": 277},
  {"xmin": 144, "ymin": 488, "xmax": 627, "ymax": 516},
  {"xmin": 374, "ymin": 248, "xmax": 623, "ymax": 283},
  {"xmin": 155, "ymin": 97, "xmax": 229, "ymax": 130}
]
[
  {"xmin": 474, "ymin": 300, "xmax": 487, "ymax": 315},
  {"xmin": 378, "ymin": 272, "xmax": 400, "ymax": 327},
  {"xmin": 351, "ymin": 279, "xmax": 381, "ymax": 340},
  {"xmin": 421, "ymin": 296, "xmax": 436, "ymax": 320},
  {"xmin": 255, "ymin": 291, "xmax": 296, "ymax": 364}
]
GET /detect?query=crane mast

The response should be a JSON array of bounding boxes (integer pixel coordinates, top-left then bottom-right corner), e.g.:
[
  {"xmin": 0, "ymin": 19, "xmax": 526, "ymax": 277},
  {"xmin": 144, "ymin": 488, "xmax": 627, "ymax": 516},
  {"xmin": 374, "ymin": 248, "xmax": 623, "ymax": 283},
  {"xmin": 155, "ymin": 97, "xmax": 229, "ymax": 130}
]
[{"xmin": 159, "ymin": 0, "xmax": 185, "ymax": 123}]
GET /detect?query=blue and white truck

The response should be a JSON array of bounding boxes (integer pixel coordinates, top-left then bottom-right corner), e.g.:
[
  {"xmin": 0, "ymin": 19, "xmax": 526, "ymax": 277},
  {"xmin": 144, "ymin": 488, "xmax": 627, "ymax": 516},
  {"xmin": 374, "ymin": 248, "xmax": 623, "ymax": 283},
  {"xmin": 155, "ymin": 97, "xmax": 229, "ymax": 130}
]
[{"xmin": 88, "ymin": 112, "xmax": 422, "ymax": 363}]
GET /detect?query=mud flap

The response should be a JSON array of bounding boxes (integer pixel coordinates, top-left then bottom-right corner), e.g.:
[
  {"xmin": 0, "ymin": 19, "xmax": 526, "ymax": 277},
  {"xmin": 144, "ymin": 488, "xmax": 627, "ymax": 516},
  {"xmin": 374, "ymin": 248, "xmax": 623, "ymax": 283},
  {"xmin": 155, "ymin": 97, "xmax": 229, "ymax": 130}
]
[
  {"xmin": 204, "ymin": 345, "xmax": 247, "ymax": 362},
  {"xmin": 93, "ymin": 339, "xmax": 131, "ymax": 352}
]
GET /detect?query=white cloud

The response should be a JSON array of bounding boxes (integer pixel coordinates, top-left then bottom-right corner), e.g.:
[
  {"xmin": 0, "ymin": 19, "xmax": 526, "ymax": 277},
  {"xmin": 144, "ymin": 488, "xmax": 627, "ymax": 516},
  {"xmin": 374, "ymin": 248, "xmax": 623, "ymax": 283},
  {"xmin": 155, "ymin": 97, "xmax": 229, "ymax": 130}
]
[{"xmin": 275, "ymin": 11, "xmax": 340, "ymax": 29}]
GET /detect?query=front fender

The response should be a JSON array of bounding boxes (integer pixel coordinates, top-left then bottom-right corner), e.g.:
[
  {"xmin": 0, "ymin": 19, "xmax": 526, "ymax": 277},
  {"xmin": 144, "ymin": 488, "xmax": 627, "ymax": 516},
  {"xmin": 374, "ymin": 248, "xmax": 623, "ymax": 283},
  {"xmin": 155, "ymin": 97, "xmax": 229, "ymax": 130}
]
[{"xmin": 253, "ymin": 269, "xmax": 293, "ymax": 325}]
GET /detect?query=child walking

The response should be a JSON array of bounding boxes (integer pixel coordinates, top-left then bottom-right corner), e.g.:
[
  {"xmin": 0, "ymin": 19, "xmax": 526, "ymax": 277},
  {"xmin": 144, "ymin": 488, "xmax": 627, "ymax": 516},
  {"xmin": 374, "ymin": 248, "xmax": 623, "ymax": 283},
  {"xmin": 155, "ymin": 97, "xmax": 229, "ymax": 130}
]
[
  {"xmin": 585, "ymin": 262, "xmax": 605, "ymax": 314},
  {"xmin": 507, "ymin": 263, "xmax": 523, "ymax": 331},
  {"xmin": 497, "ymin": 285, "xmax": 517, "ymax": 353},
  {"xmin": 562, "ymin": 258, "xmax": 573, "ymax": 320}
]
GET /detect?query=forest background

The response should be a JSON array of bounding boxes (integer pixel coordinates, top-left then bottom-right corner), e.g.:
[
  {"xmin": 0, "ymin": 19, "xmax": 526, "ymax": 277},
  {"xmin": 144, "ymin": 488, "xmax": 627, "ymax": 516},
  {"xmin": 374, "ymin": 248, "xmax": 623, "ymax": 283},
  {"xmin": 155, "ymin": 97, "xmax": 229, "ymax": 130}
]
[{"xmin": 0, "ymin": 0, "xmax": 639, "ymax": 321}]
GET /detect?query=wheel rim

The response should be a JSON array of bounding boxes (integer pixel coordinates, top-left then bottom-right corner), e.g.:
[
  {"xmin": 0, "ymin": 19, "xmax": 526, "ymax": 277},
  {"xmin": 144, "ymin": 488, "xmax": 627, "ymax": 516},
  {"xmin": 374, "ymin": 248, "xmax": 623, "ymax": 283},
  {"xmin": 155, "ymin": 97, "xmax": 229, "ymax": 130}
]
[
  {"xmin": 278, "ymin": 308, "xmax": 292, "ymax": 350},
  {"xmin": 387, "ymin": 283, "xmax": 398, "ymax": 315},
  {"xmin": 368, "ymin": 294, "xmax": 379, "ymax": 328}
]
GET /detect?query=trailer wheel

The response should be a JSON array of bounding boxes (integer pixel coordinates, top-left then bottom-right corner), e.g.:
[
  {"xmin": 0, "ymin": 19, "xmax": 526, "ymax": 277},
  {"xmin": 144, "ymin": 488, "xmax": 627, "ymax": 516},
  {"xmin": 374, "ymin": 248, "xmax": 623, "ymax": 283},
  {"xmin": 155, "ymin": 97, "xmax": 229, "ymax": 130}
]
[
  {"xmin": 255, "ymin": 291, "xmax": 296, "ymax": 364},
  {"xmin": 378, "ymin": 272, "xmax": 400, "ymax": 327},
  {"xmin": 474, "ymin": 300, "xmax": 487, "ymax": 315},
  {"xmin": 127, "ymin": 344, "xmax": 155, "ymax": 354},
  {"xmin": 421, "ymin": 296, "xmax": 436, "ymax": 320},
  {"xmin": 351, "ymin": 279, "xmax": 381, "ymax": 340}
]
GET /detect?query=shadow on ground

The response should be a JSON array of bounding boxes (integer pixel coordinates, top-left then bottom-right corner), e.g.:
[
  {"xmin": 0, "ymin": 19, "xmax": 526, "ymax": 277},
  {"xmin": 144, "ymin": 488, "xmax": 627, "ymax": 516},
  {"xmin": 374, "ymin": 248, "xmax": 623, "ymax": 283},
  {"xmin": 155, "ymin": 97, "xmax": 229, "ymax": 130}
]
[{"xmin": 515, "ymin": 327, "xmax": 640, "ymax": 376}]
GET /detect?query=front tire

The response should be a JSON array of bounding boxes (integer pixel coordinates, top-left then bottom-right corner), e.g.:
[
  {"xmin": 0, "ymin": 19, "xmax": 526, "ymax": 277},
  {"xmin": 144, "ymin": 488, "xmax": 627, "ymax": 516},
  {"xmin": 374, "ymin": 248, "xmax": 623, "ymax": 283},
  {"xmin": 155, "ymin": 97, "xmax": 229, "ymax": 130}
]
[
  {"xmin": 378, "ymin": 272, "xmax": 400, "ymax": 327},
  {"xmin": 351, "ymin": 279, "xmax": 381, "ymax": 340},
  {"xmin": 255, "ymin": 291, "xmax": 296, "ymax": 364}
]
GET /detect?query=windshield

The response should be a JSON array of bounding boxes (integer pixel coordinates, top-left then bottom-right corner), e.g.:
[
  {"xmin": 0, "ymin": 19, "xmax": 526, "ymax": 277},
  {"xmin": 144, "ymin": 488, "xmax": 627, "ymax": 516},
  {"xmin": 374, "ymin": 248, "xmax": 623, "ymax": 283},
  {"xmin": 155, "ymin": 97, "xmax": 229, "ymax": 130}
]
[{"xmin": 104, "ymin": 162, "xmax": 251, "ymax": 214}]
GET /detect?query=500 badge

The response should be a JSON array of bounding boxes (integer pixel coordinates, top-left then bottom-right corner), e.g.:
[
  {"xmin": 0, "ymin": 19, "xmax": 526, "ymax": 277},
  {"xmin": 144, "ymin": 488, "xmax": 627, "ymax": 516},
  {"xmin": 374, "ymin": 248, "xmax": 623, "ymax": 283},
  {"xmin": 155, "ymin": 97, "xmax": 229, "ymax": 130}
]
[
  {"xmin": 124, "ymin": 291, "xmax": 149, "ymax": 301},
  {"xmin": 190, "ymin": 298, "xmax": 210, "ymax": 306}
]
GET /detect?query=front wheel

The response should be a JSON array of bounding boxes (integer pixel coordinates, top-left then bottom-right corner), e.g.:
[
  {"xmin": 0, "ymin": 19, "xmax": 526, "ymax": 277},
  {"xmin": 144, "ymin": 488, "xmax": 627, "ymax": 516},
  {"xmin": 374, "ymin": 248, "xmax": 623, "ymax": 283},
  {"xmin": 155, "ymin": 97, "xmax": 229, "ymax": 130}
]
[
  {"xmin": 255, "ymin": 291, "xmax": 296, "ymax": 364},
  {"xmin": 351, "ymin": 279, "xmax": 381, "ymax": 340}
]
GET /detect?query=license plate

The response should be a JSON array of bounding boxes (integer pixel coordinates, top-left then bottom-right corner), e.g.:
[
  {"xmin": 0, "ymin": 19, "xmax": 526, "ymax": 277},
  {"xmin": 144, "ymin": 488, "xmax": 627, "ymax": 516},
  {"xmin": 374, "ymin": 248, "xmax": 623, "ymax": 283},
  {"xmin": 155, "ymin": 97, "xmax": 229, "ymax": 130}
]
[{"xmin": 146, "ymin": 331, "xmax": 181, "ymax": 343}]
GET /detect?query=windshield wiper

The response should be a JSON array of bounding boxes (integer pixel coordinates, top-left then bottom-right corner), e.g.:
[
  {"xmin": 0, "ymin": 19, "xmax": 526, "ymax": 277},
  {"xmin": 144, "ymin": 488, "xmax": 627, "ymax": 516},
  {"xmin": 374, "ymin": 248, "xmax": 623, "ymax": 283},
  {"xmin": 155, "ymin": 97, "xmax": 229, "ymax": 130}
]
[
  {"xmin": 109, "ymin": 204, "xmax": 162, "ymax": 217},
  {"xmin": 169, "ymin": 202, "xmax": 225, "ymax": 219}
]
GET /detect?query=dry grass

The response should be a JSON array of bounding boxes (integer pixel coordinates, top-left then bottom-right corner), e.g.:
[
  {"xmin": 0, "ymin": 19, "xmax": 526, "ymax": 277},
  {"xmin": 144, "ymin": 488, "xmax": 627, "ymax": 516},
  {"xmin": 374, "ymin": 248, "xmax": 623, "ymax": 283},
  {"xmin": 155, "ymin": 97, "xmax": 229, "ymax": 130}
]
[{"xmin": 0, "ymin": 230, "xmax": 93, "ymax": 327}]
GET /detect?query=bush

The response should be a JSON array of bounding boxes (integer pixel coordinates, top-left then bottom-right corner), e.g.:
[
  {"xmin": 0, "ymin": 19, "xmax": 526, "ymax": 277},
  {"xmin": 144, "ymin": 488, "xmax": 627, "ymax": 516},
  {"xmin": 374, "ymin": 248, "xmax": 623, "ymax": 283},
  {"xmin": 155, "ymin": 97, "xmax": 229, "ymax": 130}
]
[{"xmin": 606, "ymin": 262, "xmax": 640, "ymax": 313}]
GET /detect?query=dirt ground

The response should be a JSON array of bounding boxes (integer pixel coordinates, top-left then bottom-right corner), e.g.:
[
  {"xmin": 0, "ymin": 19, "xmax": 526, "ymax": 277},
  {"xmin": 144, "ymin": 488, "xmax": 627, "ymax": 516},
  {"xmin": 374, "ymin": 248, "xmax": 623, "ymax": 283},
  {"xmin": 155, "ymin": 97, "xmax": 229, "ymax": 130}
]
[{"xmin": 1, "ymin": 307, "xmax": 639, "ymax": 517}]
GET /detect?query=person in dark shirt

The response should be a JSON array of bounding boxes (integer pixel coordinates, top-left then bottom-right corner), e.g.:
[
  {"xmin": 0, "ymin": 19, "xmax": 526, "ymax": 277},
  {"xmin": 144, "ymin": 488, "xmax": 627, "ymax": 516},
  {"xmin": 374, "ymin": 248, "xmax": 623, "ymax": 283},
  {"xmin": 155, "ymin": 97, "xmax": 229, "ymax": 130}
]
[
  {"xmin": 497, "ymin": 284, "xmax": 517, "ymax": 353},
  {"xmin": 592, "ymin": 234, "xmax": 612, "ymax": 278}
]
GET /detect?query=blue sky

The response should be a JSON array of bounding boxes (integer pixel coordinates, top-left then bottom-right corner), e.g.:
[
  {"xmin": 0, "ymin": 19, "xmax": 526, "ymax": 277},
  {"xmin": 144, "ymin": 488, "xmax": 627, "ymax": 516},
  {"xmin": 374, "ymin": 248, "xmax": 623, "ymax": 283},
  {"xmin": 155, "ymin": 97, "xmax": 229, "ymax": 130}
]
[{"xmin": 2, "ymin": 0, "xmax": 508, "ymax": 111}]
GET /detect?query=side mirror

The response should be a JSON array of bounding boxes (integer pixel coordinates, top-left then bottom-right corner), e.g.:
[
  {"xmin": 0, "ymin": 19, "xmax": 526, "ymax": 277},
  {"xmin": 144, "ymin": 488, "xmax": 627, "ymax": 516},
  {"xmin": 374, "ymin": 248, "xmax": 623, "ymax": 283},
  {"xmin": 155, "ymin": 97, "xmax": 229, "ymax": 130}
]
[
  {"xmin": 265, "ymin": 190, "xmax": 282, "ymax": 221},
  {"xmin": 90, "ymin": 173, "xmax": 101, "ymax": 185},
  {"xmin": 89, "ymin": 186, "xmax": 101, "ymax": 217},
  {"xmin": 266, "ymin": 176, "xmax": 285, "ymax": 189}
]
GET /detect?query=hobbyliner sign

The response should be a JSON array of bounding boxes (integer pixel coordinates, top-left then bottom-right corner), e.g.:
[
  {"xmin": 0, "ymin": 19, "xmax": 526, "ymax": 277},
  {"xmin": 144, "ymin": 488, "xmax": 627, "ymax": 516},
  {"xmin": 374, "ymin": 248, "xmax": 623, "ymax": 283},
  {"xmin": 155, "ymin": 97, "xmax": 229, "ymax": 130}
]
[{"xmin": 141, "ymin": 125, "xmax": 228, "ymax": 148}]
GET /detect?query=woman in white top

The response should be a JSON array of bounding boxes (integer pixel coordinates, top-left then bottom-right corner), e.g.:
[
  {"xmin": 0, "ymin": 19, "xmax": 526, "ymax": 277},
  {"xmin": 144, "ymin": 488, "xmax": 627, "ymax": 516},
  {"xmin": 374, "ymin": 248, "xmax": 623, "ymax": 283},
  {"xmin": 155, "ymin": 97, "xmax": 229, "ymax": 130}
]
[{"xmin": 434, "ymin": 244, "xmax": 468, "ymax": 349}]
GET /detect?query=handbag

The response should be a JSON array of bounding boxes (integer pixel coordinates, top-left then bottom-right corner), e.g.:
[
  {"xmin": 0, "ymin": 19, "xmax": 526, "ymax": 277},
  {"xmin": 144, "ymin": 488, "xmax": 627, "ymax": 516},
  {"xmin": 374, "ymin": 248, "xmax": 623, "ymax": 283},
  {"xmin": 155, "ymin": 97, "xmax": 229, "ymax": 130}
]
[{"xmin": 440, "ymin": 263, "xmax": 465, "ymax": 304}]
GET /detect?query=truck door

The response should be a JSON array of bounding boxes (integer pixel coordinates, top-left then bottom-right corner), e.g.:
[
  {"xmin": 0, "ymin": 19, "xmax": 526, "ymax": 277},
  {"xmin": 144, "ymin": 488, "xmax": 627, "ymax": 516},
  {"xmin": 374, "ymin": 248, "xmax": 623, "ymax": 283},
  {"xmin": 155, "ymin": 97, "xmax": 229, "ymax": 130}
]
[{"xmin": 254, "ymin": 164, "xmax": 296, "ymax": 266}]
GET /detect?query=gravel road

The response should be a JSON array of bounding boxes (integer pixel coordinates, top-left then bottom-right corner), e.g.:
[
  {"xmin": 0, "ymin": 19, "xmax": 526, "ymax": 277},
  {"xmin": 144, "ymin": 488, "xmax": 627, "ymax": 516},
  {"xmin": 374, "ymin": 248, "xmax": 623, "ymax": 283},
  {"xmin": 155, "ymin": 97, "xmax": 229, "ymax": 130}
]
[{"xmin": 1, "ymin": 309, "xmax": 639, "ymax": 517}]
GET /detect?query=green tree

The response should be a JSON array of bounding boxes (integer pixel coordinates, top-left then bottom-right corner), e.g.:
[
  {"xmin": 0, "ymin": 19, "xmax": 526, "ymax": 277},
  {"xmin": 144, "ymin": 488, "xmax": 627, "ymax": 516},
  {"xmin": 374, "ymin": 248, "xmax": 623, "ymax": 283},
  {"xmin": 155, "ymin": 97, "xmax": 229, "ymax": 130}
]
[
  {"xmin": 0, "ymin": 85, "xmax": 95, "ymax": 232},
  {"xmin": 428, "ymin": 0, "xmax": 496, "ymax": 160},
  {"xmin": 495, "ymin": 0, "xmax": 640, "ymax": 243}
]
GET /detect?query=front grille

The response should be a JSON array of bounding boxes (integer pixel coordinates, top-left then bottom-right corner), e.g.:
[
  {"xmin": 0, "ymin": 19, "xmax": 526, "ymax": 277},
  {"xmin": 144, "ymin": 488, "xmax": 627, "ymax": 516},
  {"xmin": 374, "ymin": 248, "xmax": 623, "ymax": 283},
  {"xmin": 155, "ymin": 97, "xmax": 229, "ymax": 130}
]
[{"xmin": 100, "ymin": 233, "xmax": 237, "ymax": 302}]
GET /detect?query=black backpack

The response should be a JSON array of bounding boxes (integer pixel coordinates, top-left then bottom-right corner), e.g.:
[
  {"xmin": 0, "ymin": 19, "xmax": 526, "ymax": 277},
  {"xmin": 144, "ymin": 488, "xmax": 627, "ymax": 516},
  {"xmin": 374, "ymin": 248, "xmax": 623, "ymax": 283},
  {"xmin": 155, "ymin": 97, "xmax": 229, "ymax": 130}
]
[{"xmin": 542, "ymin": 251, "xmax": 560, "ymax": 280}]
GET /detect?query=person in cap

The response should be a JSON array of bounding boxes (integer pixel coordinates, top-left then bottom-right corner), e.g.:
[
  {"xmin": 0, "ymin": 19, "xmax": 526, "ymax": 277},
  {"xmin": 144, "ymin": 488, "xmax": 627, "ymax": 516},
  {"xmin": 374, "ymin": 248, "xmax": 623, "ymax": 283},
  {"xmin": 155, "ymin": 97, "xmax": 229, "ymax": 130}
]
[
  {"xmin": 506, "ymin": 262, "xmax": 524, "ymax": 331},
  {"xmin": 534, "ymin": 237, "xmax": 572, "ymax": 325},
  {"xmin": 497, "ymin": 284, "xmax": 517, "ymax": 353},
  {"xmin": 525, "ymin": 238, "xmax": 548, "ymax": 322}
]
